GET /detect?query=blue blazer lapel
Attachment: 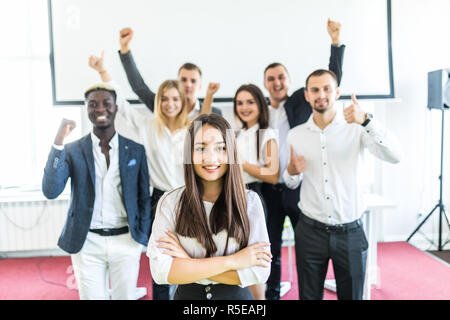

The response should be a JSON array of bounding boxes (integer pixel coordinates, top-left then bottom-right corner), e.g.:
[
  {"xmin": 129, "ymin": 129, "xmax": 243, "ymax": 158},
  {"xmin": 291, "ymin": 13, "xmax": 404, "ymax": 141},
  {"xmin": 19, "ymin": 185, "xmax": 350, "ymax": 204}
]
[
  {"xmin": 81, "ymin": 134, "xmax": 95, "ymax": 187},
  {"xmin": 119, "ymin": 135, "xmax": 131, "ymax": 192}
]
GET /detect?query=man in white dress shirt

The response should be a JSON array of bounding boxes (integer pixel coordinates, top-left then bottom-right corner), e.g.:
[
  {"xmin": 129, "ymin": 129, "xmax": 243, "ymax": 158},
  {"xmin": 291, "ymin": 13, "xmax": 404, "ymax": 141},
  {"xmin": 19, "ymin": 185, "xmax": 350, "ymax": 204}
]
[
  {"xmin": 261, "ymin": 19, "xmax": 345, "ymax": 300},
  {"xmin": 283, "ymin": 69, "xmax": 400, "ymax": 300}
]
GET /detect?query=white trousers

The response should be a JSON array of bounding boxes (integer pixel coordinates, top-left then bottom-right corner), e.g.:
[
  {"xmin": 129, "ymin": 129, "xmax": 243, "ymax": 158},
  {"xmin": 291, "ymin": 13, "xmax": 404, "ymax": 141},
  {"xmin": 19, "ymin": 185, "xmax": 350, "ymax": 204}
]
[{"xmin": 71, "ymin": 230, "xmax": 143, "ymax": 300}]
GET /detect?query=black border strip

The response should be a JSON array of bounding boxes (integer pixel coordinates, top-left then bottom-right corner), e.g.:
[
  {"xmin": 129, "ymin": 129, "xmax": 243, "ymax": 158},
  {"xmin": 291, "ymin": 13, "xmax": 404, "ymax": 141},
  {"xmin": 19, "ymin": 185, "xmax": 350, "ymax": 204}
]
[{"xmin": 48, "ymin": 0, "xmax": 395, "ymax": 105}]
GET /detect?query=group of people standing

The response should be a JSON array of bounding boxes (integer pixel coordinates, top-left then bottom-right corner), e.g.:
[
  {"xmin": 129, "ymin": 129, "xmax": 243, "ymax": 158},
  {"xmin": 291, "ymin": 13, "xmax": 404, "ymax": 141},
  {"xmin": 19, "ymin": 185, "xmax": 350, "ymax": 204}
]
[{"xmin": 42, "ymin": 19, "xmax": 400, "ymax": 301}]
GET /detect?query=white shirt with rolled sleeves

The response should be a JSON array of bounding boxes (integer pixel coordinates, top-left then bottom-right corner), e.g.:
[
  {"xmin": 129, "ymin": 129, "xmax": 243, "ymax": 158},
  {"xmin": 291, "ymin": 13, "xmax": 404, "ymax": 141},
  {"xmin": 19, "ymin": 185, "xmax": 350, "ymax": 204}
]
[
  {"xmin": 187, "ymin": 100, "xmax": 202, "ymax": 122},
  {"xmin": 282, "ymin": 112, "xmax": 400, "ymax": 225},
  {"xmin": 236, "ymin": 124, "xmax": 279, "ymax": 184},
  {"xmin": 268, "ymin": 101, "xmax": 290, "ymax": 184},
  {"xmin": 147, "ymin": 187, "xmax": 271, "ymax": 287}
]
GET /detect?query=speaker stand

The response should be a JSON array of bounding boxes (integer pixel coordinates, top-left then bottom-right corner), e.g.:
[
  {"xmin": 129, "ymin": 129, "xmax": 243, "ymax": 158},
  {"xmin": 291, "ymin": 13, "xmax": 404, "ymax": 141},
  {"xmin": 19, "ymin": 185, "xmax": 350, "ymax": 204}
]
[{"xmin": 407, "ymin": 109, "xmax": 450, "ymax": 250}]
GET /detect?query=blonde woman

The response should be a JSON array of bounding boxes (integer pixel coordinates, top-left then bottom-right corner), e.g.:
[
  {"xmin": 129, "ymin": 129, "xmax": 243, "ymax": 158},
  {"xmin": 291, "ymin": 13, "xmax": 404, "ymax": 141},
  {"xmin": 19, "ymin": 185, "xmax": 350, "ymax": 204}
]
[{"xmin": 89, "ymin": 53, "xmax": 212, "ymax": 300}]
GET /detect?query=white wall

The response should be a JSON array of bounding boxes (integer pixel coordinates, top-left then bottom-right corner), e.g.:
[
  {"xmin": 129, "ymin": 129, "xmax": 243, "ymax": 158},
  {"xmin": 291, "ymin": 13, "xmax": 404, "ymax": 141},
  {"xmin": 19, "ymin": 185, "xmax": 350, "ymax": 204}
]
[
  {"xmin": 80, "ymin": 0, "xmax": 450, "ymax": 249},
  {"xmin": 373, "ymin": 0, "xmax": 450, "ymax": 248},
  {"xmin": 3, "ymin": 0, "xmax": 450, "ymax": 255},
  {"xmin": 50, "ymin": 0, "xmax": 392, "ymax": 101}
]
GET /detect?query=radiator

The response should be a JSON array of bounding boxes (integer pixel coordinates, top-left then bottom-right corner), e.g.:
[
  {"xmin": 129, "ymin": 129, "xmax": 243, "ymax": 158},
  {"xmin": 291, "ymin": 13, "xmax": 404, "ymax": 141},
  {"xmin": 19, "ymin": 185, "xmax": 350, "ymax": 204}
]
[{"xmin": 0, "ymin": 193, "xmax": 69, "ymax": 252}]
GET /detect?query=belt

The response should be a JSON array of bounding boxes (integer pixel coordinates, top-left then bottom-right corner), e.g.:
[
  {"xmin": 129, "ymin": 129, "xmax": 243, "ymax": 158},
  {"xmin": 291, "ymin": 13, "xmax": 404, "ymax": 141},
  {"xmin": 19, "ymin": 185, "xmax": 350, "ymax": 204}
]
[
  {"xmin": 89, "ymin": 226, "xmax": 129, "ymax": 236},
  {"xmin": 300, "ymin": 212, "xmax": 361, "ymax": 233}
]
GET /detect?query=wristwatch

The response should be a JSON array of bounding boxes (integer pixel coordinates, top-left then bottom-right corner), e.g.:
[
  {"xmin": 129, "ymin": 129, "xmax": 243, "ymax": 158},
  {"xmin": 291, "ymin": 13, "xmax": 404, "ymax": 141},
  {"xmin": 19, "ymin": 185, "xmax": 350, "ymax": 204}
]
[{"xmin": 361, "ymin": 113, "xmax": 373, "ymax": 127}]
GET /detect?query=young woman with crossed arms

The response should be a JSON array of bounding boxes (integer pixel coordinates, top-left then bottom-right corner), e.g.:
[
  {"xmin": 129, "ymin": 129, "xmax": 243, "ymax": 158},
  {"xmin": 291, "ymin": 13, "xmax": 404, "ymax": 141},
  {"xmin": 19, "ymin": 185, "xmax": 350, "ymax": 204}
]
[{"xmin": 147, "ymin": 114, "xmax": 271, "ymax": 300}]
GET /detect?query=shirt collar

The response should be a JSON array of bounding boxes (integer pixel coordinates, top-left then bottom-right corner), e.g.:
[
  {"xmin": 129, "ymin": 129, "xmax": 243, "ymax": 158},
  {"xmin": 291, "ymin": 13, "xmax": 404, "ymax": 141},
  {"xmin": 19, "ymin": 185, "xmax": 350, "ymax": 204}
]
[
  {"xmin": 268, "ymin": 99, "xmax": 286, "ymax": 111},
  {"xmin": 306, "ymin": 109, "xmax": 345, "ymax": 132},
  {"xmin": 193, "ymin": 100, "xmax": 201, "ymax": 111},
  {"xmin": 91, "ymin": 131, "xmax": 118, "ymax": 150},
  {"xmin": 244, "ymin": 123, "xmax": 260, "ymax": 134},
  {"xmin": 187, "ymin": 100, "xmax": 201, "ymax": 119}
]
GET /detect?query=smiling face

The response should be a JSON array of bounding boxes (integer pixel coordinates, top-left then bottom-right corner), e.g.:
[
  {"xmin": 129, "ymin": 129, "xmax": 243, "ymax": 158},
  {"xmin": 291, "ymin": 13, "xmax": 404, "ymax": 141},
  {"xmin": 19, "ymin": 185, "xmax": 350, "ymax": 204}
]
[
  {"xmin": 178, "ymin": 68, "xmax": 202, "ymax": 104},
  {"xmin": 305, "ymin": 73, "xmax": 340, "ymax": 114},
  {"xmin": 192, "ymin": 124, "xmax": 229, "ymax": 183},
  {"xmin": 86, "ymin": 90, "xmax": 117, "ymax": 129},
  {"xmin": 160, "ymin": 87, "xmax": 183, "ymax": 119},
  {"xmin": 235, "ymin": 90, "xmax": 260, "ymax": 128},
  {"xmin": 264, "ymin": 65, "xmax": 291, "ymax": 103}
]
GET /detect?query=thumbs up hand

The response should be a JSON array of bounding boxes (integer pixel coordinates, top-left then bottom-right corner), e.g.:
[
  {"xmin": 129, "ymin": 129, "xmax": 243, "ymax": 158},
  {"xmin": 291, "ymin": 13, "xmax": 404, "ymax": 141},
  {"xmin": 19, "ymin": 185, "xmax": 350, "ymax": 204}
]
[
  {"xmin": 88, "ymin": 50, "xmax": 105, "ymax": 73},
  {"xmin": 343, "ymin": 93, "xmax": 366, "ymax": 125},
  {"xmin": 287, "ymin": 145, "xmax": 307, "ymax": 175}
]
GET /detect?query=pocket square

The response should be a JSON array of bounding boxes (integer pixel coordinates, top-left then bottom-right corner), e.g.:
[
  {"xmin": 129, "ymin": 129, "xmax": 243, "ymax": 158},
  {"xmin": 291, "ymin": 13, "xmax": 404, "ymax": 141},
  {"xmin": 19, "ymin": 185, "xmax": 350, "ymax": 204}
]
[{"xmin": 127, "ymin": 159, "xmax": 137, "ymax": 167}]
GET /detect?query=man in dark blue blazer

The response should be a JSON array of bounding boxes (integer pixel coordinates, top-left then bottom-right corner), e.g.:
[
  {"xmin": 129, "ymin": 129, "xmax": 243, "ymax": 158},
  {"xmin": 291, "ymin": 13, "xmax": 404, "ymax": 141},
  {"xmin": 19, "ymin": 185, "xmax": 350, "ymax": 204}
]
[
  {"xmin": 42, "ymin": 84, "xmax": 151, "ymax": 300},
  {"xmin": 261, "ymin": 19, "xmax": 345, "ymax": 300}
]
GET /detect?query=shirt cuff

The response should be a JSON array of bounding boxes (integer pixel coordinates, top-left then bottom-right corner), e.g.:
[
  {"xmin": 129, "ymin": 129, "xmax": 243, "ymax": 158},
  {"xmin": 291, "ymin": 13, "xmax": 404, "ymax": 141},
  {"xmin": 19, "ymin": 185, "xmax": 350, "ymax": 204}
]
[
  {"xmin": 118, "ymin": 49, "xmax": 131, "ymax": 57},
  {"xmin": 237, "ymin": 267, "xmax": 260, "ymax": 288},
  {"xmin": 52, "ymin": 144, "xmax": 64, "ymax": 151},
  {"xmin": 283, "ymin": 169, "xmax": 302, "ymax": 189},
  {"xmin": 147, "ymin": 246, "xmax": 173, "ymax": 285},
  {"xmin": 362, "ymin": 120, "xmax": 384, "ymax": 138}
]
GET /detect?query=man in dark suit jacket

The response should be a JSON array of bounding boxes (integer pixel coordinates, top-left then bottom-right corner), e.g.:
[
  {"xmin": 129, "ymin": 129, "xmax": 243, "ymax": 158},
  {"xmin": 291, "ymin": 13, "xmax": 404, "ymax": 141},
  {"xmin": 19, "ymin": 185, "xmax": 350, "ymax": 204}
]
[
  {"xmin": 42, "ymin": 84, "xmax": 151, "ymax": 300},
  {"xmin": 117, "ymin": 28, "xmax": 223, "ymax": 119},
  {"xmin": 261, "ymin": 19, "xmax": 345, "ymax": 300}
]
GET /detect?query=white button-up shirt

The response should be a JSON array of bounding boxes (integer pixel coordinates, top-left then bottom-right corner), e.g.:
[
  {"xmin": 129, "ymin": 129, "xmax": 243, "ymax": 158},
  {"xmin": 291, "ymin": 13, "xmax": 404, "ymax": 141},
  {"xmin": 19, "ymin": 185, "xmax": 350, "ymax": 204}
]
[
  {"xmin": 147, "ymin": 187, "xmax": 271, "ymax": 287},
  {"xmin": 89, "ymin": 132, "xmax": 128, "ymax": 229},
  {"xmin": 236, "ymin": 124, "xmax": 278, "ymax": 184},
  {"xmin": 268, "ymin": 101, "xmax": 290, "ymax": 184},
  {"xmin": 136, "ymin": 120, "xmax": 186, "ymax": 192},
  {"xmin": 187, "ymin": 100, "xmax": 202, "ymax": 122},
  {"xmin": 283, "ymin": 112, "xmax": 400, "ymax": 225}
]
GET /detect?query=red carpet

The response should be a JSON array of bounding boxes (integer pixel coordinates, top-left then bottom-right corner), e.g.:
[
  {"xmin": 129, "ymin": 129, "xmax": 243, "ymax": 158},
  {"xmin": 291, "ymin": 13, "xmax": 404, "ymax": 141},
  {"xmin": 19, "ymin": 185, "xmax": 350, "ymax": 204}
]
[{"xmin": 0, "ymin": 242, "xmax": 449, "ymax": 300}]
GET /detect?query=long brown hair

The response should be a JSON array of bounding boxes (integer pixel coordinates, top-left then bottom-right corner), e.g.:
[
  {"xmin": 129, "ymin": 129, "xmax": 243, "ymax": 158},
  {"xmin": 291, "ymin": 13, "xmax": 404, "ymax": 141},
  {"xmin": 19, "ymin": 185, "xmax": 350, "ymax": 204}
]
[
  {"xmin": 175, "ymin": 114, "xmax": 250, "ymax": 257},
  {"xmin": 233, "ymin": 84, "xmax": 270, "ymax": 161}
]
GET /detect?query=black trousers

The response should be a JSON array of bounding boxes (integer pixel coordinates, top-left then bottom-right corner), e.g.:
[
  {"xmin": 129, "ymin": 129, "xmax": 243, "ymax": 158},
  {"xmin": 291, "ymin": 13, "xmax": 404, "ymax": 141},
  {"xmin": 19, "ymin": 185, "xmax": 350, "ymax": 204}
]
[
  {"xmin": 150, "ymin": 188, "xmax": 176, "ymax": 300},
  {"xmin": 174, "ymin": 283, "xmax": 254, "ymax": 300},
  {"xmin": 294, "ymin": 212, "xmax": 368, "ymax": 300},
  {"xmin": 261, "ymin": 183, "xmax": 301, "ymax": 300},
  {"xmin": 246, "ymin": 182, "xmax": 268, "ymax": 219}
]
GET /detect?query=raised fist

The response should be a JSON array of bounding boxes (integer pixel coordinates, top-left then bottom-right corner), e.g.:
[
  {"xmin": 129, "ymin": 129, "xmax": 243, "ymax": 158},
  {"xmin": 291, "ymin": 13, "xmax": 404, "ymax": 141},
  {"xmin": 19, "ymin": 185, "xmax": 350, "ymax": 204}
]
[
  {"xmin": 327, "ymin": 18, "xmax": 341, "ymax": 45},
  {"xmin": 207, "ymin": 82, "xmax": 220, "ymax": 96},
  {"xmin": 119, "ymin": 27, "xmax": 134, "ymax": 53},
  {"xmin": 54, "ymin": 118, "xmax": 76, "ymax": 146}
]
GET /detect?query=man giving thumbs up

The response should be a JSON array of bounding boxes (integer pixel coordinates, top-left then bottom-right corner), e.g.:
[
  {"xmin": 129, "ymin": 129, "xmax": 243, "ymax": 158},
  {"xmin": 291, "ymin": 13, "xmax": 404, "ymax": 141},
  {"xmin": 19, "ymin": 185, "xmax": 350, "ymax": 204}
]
[{"xmin": 283, "ymin": 69, "xmax": 400, "ymax": 300}]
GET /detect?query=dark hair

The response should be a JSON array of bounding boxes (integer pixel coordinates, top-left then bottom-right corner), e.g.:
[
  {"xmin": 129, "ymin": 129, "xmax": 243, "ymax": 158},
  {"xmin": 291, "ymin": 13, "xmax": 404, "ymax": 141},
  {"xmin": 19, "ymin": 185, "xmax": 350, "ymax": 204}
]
[
  {"xmin": 305, "ymin": 69, "xmax": 338, "ymax": 89},
  {"xmin": 233, "ymin": 84, "xmax": 270, "ymax": 161},
  {"xmin": 264, "ymin": 62, "xmax": 289, "ymax": 77},
  {"xmin": 178, "ymin": 63, "xmax": 202, "ymax": 78},
  {"xmin": 84, "ymin": 87, "xmax": 117, "ymax": 103},
  {"xmin": 175, "ymin": 114, "xmax": 249, "ymax": 257}
]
